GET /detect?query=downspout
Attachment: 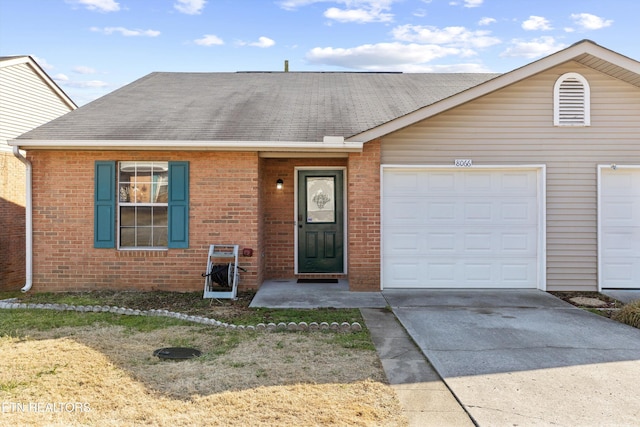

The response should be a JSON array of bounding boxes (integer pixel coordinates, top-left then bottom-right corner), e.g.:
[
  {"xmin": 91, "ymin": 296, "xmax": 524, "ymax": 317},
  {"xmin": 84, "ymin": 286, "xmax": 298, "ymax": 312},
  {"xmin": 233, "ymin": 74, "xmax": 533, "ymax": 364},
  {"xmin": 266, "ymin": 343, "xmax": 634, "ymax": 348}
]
[{"xmin": 12, "ymin": 145, "xmax": 32, "ymax": 292}]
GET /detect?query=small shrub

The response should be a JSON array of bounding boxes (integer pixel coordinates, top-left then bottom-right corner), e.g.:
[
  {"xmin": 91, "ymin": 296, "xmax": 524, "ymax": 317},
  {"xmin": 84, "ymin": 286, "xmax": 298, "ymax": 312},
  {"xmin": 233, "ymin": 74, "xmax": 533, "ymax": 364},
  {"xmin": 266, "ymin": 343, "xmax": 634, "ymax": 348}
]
[{"xmin": 613, "ymin": 300, "xmax": 640, "ymax": 329}]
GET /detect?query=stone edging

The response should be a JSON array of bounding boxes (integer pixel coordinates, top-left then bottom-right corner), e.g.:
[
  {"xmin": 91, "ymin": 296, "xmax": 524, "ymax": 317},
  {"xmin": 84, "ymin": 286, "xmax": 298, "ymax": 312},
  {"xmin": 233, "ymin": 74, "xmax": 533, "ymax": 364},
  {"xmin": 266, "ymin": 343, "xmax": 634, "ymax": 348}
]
[{"xmin": 0, "ymin": 299, "xmax": 363, "ymax": 333}]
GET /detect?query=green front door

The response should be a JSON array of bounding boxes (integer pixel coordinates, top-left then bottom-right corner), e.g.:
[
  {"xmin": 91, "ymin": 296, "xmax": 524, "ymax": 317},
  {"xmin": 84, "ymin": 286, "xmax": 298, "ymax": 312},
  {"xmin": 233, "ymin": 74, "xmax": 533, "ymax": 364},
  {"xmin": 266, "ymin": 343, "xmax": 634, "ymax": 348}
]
[{"xmin": 297, "ymin": 169, "xmax": 344, "ymax": 273}]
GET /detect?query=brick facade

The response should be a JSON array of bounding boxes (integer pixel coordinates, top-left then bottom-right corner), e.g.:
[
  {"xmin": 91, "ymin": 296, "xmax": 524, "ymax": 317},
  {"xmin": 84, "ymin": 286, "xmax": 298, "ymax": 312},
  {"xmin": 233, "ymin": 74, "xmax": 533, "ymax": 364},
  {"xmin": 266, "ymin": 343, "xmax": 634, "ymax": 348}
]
[
  {"xmin": 28, "ymin": 150, "xmax": 260, "ymax": 292},
  {"xmin": 347, "ymin": 140, "xmax": 381, "ymax": 291},
  {"xmin": 0, "ymin": 151, "xmax": 26, "ymax": 290},
  {"xmin": 26, "ymin": 145, "xmax": 382, "ymax": 293},
  {"xmin": 261, "ymin": 157, "xmax": 348, "ymax": 280}
]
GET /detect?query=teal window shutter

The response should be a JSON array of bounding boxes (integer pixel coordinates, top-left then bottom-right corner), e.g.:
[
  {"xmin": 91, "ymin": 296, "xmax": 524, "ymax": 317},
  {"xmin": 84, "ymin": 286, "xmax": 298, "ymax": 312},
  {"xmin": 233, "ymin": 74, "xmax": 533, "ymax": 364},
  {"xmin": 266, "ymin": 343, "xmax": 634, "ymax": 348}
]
[
  {"xmin": 94, "ymin": 161, "xmax": 116, "ymax": 248},
  {"xmin": 168, "ymin": 161, "xmax": 189, "ymax": 248}
]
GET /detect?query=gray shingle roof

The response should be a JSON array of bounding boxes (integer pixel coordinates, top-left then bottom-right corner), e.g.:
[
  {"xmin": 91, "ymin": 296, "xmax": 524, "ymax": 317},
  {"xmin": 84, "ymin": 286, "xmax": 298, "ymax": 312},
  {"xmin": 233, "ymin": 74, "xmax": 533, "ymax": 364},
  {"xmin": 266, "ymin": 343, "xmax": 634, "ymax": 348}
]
[{"xmin": 18, "ymin": 72, "xmax": 499, "ymax": 142}]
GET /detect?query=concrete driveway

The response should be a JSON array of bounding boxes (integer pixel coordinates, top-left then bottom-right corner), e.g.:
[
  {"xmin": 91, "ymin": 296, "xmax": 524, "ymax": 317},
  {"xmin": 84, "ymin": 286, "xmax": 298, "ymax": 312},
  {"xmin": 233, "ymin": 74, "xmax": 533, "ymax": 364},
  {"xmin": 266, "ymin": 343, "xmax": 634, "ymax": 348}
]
[{"xmin": 384, "ymin": 290, "xmax": 640, "ymax": 427}]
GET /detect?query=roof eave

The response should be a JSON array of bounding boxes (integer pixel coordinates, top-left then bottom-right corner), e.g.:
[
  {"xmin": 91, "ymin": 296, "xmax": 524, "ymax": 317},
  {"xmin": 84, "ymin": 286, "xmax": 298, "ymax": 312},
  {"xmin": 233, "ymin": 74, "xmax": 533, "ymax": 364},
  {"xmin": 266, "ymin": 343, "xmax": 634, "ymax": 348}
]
[
  {"xmin": 348, "ymin": 40, "xmax": 640, "ymax": 143},
  {"xmin": 8, "ymin": 139, "xmax": 364, "ymax": 152}
]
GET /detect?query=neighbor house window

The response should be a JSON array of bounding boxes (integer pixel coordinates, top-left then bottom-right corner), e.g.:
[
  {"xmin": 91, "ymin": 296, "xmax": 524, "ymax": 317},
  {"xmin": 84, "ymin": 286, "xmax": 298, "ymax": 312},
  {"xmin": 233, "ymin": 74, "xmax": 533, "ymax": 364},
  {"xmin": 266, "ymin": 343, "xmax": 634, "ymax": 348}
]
[
  {"xmin": 94, "ymin": 161, "xmax": 189, "ymax": 249},
  {"xmin": 554, "ymin": 72, "xmax": 590, "ymax": 126}
]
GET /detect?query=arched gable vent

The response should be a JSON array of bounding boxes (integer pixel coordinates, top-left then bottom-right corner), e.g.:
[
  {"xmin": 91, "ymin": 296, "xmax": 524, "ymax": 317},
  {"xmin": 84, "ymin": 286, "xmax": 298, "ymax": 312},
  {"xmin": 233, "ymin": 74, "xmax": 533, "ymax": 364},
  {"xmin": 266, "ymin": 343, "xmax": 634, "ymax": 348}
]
[{"xmin": 554, "ymin": 72, "xmax": 590, "ymax": 126}]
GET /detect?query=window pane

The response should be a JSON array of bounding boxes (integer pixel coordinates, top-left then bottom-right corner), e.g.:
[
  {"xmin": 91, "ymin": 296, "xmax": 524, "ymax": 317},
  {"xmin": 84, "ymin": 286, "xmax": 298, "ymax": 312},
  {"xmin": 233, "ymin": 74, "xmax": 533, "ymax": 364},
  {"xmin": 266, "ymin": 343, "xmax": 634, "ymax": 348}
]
[
  {"xmin": 152, "ymin": 163, "xmax": 169, "ymax": 203},
  {"xmin": 306, "ymin": 177, "xmax": 335, "ymax": 223},
  {"xmin": 120, "ymin": 228, "xmax": 135, "ymax": 247},
  {"xmin": 131, "ymin": 174, "xmax": 152, "ymax": 203},
  {"xmin": 119, "ymin": 184, "xmax": 131, "ymax": 202},
  {"xmin": 120, "ymin": 207, "xmax": 135, "ymax": 226},
  {"xmin": 136, "ymin": 227, "xmax": 153, "ymax": 247},
  {"xmin": 153, "ymin": 227, "xmax": 168, "ymax": 246},
  {"xmin": 154, "ymin": 207, "xmax": 168, "ymax": 226},
  {"xmin": 119, "ymin": 162, "xmax": 135, "ymax": 184},
  {"xmin": 137, "ymin": 207, "xmax": 152, "ymax": 226}
]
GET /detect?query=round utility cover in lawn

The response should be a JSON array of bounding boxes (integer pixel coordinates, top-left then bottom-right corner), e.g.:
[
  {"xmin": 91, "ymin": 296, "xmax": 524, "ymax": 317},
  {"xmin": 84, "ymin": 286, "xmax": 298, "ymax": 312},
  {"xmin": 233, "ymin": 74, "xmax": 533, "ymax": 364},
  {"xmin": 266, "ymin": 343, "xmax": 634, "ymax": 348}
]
[{"xmin": 153, "ymin": 347, "xmax": 201, "ymax": 360}]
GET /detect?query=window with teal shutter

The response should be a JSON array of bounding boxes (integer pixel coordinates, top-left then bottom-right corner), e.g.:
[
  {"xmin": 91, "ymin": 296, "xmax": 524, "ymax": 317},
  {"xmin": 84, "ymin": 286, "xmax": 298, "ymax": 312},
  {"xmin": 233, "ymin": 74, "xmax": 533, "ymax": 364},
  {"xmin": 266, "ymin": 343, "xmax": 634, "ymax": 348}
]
[
  {"xmin": 94, "ymin": 161, "xmax": 116, "ymax": 248},
  {"xmin": 168, "ymin": 161, "xmax": 189, "ymax": 248},
  {"xmin": 94, "ymin": 160, "xmax": 189, "ymax": 249}
]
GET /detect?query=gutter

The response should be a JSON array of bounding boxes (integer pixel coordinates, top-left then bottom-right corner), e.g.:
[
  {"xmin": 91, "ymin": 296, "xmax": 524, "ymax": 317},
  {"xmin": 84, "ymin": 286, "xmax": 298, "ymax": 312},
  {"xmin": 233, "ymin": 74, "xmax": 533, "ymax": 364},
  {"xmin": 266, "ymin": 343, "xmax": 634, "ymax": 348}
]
[
  {"xmin": 12, "ymin": 145, "xmax": 32, "ymax": 293},
  {"xmin": 7, "ymin": 137, "xmax": 363, "ymax": 152}
]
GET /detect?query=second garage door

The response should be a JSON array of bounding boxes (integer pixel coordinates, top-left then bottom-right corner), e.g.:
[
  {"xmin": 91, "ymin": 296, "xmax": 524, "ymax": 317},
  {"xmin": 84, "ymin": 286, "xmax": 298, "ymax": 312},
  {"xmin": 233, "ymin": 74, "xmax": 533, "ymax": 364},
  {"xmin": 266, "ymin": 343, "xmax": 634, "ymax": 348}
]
[{"xmin": 382, "ymin": 167, "xmax": 544, "ymax": 289}]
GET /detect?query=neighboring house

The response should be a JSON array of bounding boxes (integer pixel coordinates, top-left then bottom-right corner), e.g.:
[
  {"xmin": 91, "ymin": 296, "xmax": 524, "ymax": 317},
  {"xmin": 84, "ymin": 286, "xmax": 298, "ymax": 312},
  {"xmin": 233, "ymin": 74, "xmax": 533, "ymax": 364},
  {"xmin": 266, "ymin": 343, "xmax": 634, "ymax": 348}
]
[
  {"xmin": 0, "ymin": 56, "xmax": 76, "ymax": 291},
  {"xmin": 9, "ymin": 40, "xmax": 640, "ymax": 293}
]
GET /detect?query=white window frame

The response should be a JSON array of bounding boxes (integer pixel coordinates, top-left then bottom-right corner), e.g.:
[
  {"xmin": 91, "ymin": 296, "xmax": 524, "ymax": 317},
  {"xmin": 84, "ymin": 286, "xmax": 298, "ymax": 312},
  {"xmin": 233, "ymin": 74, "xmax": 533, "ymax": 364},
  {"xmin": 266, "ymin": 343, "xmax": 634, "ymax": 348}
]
[
  {"xmin": 117, "ymin": 161, "xmax": 169, "ymax": 249},
  {"xmin": 554, "ymin": 72, "xmax": 590, "ymax": 126}
]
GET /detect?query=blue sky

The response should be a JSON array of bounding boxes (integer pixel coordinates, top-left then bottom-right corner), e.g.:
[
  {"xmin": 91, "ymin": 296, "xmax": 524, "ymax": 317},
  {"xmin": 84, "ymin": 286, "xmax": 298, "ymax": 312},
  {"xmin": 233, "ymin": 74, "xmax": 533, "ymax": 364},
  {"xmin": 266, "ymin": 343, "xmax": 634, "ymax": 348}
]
[{"xmin": 1, "ymin": 0, "xmax": 638, "ymax": 105}]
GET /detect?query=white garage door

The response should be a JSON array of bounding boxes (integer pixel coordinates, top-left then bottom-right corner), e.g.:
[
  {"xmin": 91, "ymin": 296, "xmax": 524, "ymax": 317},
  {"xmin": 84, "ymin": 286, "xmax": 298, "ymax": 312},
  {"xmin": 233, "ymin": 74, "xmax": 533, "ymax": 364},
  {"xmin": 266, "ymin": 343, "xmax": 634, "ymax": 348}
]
[
  {"xmin": 599, "ymin": 167, "xmax": 640, "ymax": 289},
  {"xmin": 382, "ymin": 168, "xmax": 542, "ymax": 289}
]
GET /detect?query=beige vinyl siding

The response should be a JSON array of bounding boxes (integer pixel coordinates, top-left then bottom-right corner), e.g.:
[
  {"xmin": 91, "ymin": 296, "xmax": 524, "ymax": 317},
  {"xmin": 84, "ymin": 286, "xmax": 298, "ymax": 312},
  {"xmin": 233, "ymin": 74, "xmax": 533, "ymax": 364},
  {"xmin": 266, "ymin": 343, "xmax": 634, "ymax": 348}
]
[
  {"xmin": 381, "ymin": 61, "xmax": 640, "ymax": 291},
  {"xmin": 0, "ymin": 61, "xmax": 72, "ymax": 143}
]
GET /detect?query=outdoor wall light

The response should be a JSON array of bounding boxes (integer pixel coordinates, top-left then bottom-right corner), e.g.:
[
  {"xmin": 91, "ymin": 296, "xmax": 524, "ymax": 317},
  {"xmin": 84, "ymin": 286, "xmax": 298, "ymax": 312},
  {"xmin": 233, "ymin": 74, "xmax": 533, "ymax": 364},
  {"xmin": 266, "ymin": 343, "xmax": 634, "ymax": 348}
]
[{"xmin": 276, "ymin": 179, "xmax": 284, "ymax": 190}]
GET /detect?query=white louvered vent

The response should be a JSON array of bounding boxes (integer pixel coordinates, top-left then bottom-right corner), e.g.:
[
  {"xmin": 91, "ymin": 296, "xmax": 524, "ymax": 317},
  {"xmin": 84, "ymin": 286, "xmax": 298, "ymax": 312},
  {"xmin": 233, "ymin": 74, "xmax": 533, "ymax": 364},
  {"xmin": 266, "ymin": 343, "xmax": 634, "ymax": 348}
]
[{"xmin": 554, "ymin": 73, "xmax": 590, "ymax": 126}]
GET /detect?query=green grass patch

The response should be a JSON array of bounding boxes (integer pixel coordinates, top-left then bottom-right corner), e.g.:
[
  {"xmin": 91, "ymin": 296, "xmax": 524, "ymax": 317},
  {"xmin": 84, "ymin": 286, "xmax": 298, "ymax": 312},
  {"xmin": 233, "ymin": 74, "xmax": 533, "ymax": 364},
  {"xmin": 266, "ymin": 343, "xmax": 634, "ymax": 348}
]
[
  {"xmin": 328, "ymin": 331, "xmax": 375, "ymax": 351},
  {"xmin": 0, "ymin": 309, "xmax": 192, "ymax": 338}
]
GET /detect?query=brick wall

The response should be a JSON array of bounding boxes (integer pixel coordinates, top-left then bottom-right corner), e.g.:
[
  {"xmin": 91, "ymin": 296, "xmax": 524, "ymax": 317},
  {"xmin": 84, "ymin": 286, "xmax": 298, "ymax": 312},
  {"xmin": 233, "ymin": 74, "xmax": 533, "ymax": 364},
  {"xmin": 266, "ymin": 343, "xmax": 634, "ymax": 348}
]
[
  {"xmin": 28, "ymin": 150, "xmax": 260, "ymax": 292},
  {"xmin": 0, "ymin": 151, "xmax": 26, "ymax": 290},
  {"xmin": 347, "ymin": 140, "xmax": 381, "ymax": 291}
]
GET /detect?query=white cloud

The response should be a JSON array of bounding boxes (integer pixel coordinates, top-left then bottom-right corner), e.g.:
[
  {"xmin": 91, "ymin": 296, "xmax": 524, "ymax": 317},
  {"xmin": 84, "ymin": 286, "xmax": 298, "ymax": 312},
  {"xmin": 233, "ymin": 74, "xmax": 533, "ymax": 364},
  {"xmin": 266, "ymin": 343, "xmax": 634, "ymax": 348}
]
[
  {"xmin": 54, "ymin": 77, "xmax": 108, "ymax": 88},
  {"xmin": 500, "ymin": 37, "xmax": 566, "ymax": 59},
  {"xmin": 564, "ymin": 27, "xmax": 575, "ymax": 33},
  {"xmin": 306, "ymin": 42, "xmax": 464, "ymax": 69},
  {"xmin": 194, "ymin": 34, "xmax": 224, "ymax": 46},
  {"xmin": 324, "ymin": 7, "xmax": 393, "ymax": 23},
  {"xmin": 53, "ymin": 73, "xmax": 69, "ymax": 82},
  {"xmin": 278, "ymin": 0, "xmax": 319, "ymax": 10},
  {"xmin": 463, "ymin": 0, "xmax": 482, "ymax": 7},
  {"xmin": 252, "ymin": 37, "xmax": 276, "ymax": 48},
  {"xmin": 392, "ymin": 24, "xmax": 500, "ymax": 49},
  {"xmin": 31, "ymin": 56, "xmax": 54, "ymax": 70},
  {"xmin": 478, "ymin": 17, "xmax": 496, "ymax": 26},
  {"xmin": 522, "ymin": 16, "xmax": 553, "ymax": 31},
  {"xmin": 91, "ymin": 27, "xmax": 160, "ymax": 37},
  {"xmin": 174, "ymin": 0, "xmax": 206, "ymax": 15},
  {"xmin": 73, "ymin": 66, "xmax": 96, "ymax": 74},
  {"xmin": 400, "ymin": 62, "xmax": 492, "ymax": 73},
  {"xmin": 570, "ymin": 13, "xmax": 613, "ymax": 30},
  {"xmin": 66, "ymin": 0, "xmax": 120, "ymax": 12},
  {"xmin": 278, "ymin": 0, "xmax": 397, "ymax": 22}
]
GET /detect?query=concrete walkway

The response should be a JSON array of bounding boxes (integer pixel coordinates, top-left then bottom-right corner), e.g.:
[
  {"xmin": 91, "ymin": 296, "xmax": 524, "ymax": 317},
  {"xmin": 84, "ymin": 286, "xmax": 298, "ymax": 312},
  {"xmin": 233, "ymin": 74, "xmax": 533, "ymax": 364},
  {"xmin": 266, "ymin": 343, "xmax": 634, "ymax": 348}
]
[{"xmin": 361, "ymin": 308, "xmax": 474, "ymax": 426}]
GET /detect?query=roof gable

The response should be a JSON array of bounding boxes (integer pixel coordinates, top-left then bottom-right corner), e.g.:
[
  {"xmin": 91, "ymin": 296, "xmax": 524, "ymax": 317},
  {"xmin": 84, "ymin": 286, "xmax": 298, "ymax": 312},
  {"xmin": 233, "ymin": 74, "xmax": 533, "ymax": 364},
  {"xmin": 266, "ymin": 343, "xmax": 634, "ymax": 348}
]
[
  {"xmin": 0, "ymin": 56, "xmax": 77, "ymax": 111},
  {"xmin": 349, "ymin": 40, "xmax": 640, "ymax": 142}
]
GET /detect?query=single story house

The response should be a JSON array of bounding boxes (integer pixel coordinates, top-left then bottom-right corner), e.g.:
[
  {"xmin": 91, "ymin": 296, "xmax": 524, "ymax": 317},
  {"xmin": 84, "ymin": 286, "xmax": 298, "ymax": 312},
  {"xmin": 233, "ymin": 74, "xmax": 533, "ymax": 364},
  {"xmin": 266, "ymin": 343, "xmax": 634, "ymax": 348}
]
[
  {"xmin": 10, "ymin": 40, "xmax": 640, "ymax": 293},
  {"xmin": 0, "ymin": 56, "xmax": 76, "ymax": 291}
]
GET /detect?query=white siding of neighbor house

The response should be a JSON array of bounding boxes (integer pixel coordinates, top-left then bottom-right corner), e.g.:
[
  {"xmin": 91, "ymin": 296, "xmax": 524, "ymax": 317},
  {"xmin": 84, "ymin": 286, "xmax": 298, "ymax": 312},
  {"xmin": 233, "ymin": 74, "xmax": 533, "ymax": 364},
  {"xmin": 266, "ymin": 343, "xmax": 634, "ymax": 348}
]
[
  {"xmin": 381, "ymin": 61, "xmax": 640, "ymax": 291},
  {"xmin": 0, "ymin": 61, "xmax": 73, "ymax": 144}
]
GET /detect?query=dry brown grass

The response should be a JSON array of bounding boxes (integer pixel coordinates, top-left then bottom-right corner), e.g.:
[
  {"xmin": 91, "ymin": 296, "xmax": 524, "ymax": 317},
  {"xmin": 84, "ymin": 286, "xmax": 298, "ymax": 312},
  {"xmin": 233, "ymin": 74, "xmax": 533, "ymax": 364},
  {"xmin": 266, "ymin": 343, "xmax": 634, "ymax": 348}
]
[{"xmin": 0, "ymin": 325, "xmax": 406, "ymax": 426}]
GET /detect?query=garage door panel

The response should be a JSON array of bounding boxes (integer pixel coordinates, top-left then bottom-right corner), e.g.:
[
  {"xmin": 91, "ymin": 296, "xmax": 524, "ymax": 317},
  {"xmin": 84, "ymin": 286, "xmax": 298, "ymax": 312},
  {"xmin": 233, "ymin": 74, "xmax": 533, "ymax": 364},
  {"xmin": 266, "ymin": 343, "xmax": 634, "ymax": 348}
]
[
  {"xmin": 385, "ymin": 198, "xmax": 538, "ymax": 225},
  {"xmin": 383, "ymin": 256, "xmax": 537, "ymax": 288},
  {"xmin": 384, "ymin": 227, "xmax": 538, "ymax": 256},
  {"xmin": 601, "ymin": 201, "xmax": 640, "ymax": 226},
  {"xmin": 600, "ymin": 168, "xmax": 640, "ymax": 289},
  {"xmin": 383, "ymin": 168, "xmax": 540, "ymax": 289}
]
